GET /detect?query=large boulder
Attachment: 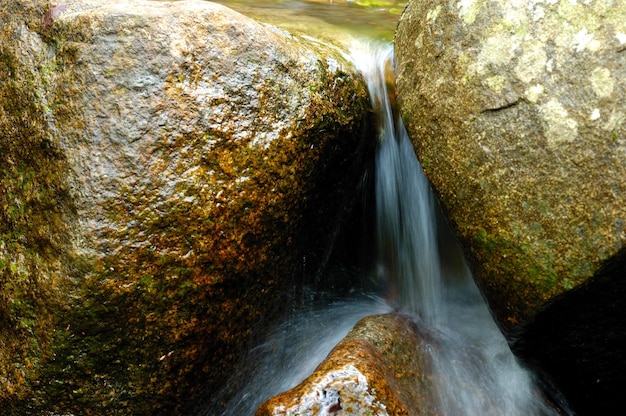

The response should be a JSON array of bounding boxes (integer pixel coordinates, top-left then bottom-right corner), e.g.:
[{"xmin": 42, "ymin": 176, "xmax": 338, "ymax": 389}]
[
  {"xmin": 395, "ymin": 0, "xmax": 626, "ymax": 412},
  {"xmin": 0, "ymin": 0, "xmax": 372, "ymax": 413},
  {"xmin": 395, "ymin": 0, "xmax": 625, "ymax": 331}
]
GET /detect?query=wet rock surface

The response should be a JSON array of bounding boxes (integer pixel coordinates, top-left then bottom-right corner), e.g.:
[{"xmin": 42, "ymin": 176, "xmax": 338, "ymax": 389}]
[
  {"xmin": 0, "ymin": 0, "xmax": 372, "ymax": 413},
  {"xmin": 256, "ymin": 313, "xmax": 437, "ymax": 416}
]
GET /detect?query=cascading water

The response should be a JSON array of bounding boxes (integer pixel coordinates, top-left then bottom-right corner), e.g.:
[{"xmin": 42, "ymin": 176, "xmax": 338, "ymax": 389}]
[
  {"xmin": 205, "ymin": 40, "xmax": 569, "ymax": 415},
  {"xmin": 352, "ymin": 41, "xmax": 564, "ymax": 415},
  {"xmin": 352, "ymin": 43, "xmax": 444, "ymax": 323}
]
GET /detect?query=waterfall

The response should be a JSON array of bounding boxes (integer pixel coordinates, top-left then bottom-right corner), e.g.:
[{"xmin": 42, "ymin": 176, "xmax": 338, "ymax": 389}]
[
  {"xmin": 205, "ymin": 40, "xmax": 569, "ymax": 416},
  {"xmin": 351, "ymin": 41, "xmax": 564, "ymax": 415},
  {"xmin": 352, "ymin": 43, "xmax": 444, "ymax": 323}
]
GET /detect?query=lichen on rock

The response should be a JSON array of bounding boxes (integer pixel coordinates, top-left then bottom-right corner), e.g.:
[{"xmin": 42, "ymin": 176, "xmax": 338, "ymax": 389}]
[{"xmin": 395, "ymin": 0, "xmax": 626, "ymax": 331}]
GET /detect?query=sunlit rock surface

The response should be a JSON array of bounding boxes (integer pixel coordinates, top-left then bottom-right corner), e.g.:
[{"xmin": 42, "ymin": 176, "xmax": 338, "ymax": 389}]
[
  {"xmin": 395, "ymin": 0, "xmax": 626, "ymax": 412},
  {"xmin": 256, "ymin": 313, "xmax": 437, "ymax": 416},
  {"xmin": 395, "ymin": 0, "xmax": 625, "ymax": 332},
  {"xmin": 0, "ymin": 0, "xmax": 372, "ymax": 413}
]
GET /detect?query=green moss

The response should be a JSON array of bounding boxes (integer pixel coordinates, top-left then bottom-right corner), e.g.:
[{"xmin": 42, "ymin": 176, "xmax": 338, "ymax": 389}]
[
  {"xmin": 472, "ymin": 227, "xmax": 559, "ymax": 326},
  {"xmin": 0, "ymin": 31, "xmax": 74, "ymax": 410}
]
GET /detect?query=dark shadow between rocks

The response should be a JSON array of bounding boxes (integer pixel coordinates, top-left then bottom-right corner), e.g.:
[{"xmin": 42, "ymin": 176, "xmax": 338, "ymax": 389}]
[{"xmin": 513, "ymin": 247, "xmax": 626, "ymax": 415}]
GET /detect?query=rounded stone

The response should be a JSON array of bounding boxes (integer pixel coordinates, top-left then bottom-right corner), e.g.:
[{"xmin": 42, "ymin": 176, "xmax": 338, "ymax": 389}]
[{"xmin": 256, "ymin": 313, "xmax": 438, "ymax": 416}]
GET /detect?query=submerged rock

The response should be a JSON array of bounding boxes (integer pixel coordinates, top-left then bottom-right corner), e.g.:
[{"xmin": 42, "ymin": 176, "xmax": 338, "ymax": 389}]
[
  {"xmin": 395, "ymin": 0, "xmax": 625, "ymax": 412},
  {"xmin": 0, "ymin": 0, "xmax": 372, "ymax": 413},
  {"xmin": 256, "ymin": 313, "xmax": 437, "ymax": 416}
]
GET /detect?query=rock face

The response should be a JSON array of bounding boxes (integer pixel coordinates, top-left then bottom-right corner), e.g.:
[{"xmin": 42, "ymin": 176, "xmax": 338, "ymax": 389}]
[
  {"xmin": 0, "ymin": 0, "xmax": 372, "ymax": 413},
  {"xmin": 395, "ymin": 0, "xmax": 625, "ymax": 331},
  {"xmin": 256, "ymin": 313, "xmax": 437, "ymax": 416},
  {"xmin": 395, "ymin": 0, "xmax": 625, "ymax": 412}
]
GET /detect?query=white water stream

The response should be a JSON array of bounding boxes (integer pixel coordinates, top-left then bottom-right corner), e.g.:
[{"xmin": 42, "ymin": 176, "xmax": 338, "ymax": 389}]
[
  {"xmin": 352, "ymin": 42, "xmax": 560, "ymax": 416},
  {"xmin": 206, "ymin": 42, "xmax": 566, "ymax": 416}
]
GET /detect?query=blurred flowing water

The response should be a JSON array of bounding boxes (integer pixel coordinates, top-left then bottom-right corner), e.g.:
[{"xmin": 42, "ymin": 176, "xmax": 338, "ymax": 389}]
[
  {"xmin": 351, "ymin": 41, "xmax": 563, "ymax": 416},
  {"xmin": 202, "ymin": 3, "xmax": 571, "ymax": 415}
]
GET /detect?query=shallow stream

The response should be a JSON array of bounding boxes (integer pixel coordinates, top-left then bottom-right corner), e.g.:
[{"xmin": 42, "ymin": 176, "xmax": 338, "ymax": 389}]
[{"xmin": 212, "ymin": 0, "xmax": 407, "ymax": 42}]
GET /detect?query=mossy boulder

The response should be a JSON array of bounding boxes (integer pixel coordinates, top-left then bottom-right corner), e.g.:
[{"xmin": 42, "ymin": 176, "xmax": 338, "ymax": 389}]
[
  {"xmin": 0, "ymin": 0, "xmax": 372, "ymax": 414},
  {"xmin": 256, "ymin": 313, "xmax": 438, "ymax": 416},
  {"xmin": 395, "ymin": 0, "xmax": 625, "ymax": 412}
]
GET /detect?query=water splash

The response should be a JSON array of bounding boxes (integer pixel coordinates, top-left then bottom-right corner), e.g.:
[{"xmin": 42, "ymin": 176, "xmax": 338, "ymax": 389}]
[{"xmin": 204, "ymin": 296, "xmax": 391, "ymax": 415}]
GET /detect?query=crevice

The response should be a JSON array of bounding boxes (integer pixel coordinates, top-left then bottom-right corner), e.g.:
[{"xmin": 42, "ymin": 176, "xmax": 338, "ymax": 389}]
[
  {"xmin": 480, "ymin": 98, "xmax": 521, "ymax": 114},
  {"xmin": 512, "ymin": 247, "xmax": 626, "ymax": 415}
]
